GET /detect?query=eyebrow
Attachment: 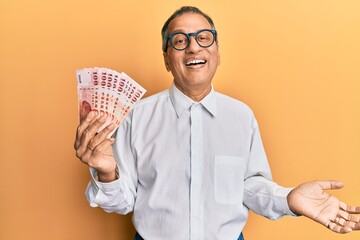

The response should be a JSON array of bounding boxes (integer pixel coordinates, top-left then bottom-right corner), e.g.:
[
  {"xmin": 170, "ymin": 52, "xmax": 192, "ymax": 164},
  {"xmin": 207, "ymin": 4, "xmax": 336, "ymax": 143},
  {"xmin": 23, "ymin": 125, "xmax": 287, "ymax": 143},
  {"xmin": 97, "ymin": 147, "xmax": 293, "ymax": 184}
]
[{"xmin": 169, "ymin": 28, "xmax": 210, "ymax": 35}]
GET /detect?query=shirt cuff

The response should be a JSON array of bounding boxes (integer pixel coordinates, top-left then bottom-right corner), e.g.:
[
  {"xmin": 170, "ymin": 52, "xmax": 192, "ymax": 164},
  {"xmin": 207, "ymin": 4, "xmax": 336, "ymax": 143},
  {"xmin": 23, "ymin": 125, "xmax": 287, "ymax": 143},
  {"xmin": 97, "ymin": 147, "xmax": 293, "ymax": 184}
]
[
  {"xmin": 89, "ymin": 166, "xmax": 122, "ymax": 191},
  {"xmin": 273, "ymin": 186, "xmax": 298, "ymax": 217}
]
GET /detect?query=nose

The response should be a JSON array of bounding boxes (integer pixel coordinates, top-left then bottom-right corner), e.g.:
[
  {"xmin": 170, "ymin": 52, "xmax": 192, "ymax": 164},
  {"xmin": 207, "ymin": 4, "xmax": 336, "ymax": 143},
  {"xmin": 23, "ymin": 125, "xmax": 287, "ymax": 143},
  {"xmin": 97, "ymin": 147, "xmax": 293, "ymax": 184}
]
[{"xmin": 185, "ymin": 36, "xmax": 201, "ymax": 53}]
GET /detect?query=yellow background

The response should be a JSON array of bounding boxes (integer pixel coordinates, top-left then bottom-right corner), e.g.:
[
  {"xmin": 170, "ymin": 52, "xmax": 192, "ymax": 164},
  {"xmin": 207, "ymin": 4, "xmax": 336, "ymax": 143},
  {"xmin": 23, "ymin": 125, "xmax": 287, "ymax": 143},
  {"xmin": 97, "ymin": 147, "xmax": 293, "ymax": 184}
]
[{"xmin": 1, "ymin": 0, "xmax": 359, "ymax": 239}]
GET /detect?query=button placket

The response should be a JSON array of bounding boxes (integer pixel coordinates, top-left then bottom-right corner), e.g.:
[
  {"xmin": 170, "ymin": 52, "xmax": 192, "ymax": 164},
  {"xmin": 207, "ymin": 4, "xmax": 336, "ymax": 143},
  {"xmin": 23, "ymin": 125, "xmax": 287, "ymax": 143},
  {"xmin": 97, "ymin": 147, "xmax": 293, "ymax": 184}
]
[{"xmin": 189, "ymin": 104, "xmax": 203, "ymax": 240}]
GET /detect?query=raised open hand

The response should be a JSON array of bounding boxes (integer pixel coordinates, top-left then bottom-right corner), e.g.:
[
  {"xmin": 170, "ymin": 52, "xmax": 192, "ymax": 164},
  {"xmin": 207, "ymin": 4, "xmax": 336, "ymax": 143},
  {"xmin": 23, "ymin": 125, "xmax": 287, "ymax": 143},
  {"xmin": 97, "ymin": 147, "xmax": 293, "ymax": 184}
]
[{"xmin": 287, "ymin": 180, "xmax": 360, "ymax": 233}]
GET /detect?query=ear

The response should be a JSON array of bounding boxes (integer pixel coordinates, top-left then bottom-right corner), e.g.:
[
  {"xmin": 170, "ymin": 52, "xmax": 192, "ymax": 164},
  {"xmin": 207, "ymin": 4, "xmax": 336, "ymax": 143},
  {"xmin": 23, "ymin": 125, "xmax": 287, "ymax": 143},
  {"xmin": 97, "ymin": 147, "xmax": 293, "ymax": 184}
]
[
  {"xmin": 216, "ymin": 43, "xmax": 221, "ymax": 66},
  {"xmin": 163, "ymin": 52, "xmax": 171, "ymax": 72}
]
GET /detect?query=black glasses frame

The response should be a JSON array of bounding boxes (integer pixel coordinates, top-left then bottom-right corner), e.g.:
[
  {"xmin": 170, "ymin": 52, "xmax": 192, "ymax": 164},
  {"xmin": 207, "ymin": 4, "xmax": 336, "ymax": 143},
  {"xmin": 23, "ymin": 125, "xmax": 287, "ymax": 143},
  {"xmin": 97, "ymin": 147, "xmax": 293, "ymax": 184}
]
[{"xmin": 165, "ymin": 29, "xmax": 217, "ymax": 52}]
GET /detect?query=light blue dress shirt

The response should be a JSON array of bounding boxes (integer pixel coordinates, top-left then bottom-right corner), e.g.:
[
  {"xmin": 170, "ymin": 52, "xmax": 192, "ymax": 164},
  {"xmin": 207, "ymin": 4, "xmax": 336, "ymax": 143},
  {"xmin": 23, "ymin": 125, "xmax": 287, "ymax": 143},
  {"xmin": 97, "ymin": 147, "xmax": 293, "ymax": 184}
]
[{"xmin": 86, "ymin": 84, "xmax": 295, "ymax": 240}]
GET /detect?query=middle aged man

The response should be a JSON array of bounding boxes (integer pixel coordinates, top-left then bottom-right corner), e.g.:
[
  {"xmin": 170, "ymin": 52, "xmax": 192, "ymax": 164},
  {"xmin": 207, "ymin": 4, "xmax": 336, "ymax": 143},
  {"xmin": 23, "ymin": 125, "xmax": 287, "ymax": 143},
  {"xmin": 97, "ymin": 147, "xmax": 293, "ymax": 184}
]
[{"xmin": 74, "ymin": 6, "xmax": 360, "ymax": 240}]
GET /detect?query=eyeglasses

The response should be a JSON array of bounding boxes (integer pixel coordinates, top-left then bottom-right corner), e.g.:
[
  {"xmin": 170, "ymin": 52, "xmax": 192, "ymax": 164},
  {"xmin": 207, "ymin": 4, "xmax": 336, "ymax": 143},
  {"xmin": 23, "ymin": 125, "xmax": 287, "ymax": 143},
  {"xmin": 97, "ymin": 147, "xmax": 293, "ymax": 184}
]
[{"xmin": 165, "ymin": 29, "xmax": 217, "ymax": 52}]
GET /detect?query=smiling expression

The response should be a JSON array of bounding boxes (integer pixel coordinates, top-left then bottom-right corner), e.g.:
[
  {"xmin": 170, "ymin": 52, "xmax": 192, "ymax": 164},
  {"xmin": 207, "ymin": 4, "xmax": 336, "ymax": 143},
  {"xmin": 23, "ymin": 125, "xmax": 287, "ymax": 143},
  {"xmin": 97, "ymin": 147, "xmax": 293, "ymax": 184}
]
[{"xmin": 163, "ymin": 13, "xmax": 220, "ymax": 100}]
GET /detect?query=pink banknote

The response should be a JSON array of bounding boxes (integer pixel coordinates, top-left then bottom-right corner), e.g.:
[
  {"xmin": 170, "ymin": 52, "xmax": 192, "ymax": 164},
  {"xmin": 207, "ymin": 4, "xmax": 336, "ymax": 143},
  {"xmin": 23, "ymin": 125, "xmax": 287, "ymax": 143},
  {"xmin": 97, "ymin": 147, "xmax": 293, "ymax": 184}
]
[{"xmin": 76, "ymin": 67, "xmax": 146, "ymax": 137}]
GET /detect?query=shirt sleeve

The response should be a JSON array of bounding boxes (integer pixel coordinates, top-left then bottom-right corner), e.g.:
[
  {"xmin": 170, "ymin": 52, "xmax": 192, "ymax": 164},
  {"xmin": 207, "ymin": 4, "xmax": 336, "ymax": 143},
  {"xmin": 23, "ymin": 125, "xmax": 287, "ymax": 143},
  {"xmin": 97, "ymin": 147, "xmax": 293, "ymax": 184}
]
[
  {"xmin": 243, "ymin": 114, "xmax": 297, "ymax": 219},
  {"xmin": 85, "ymin": 114, "xmax": 138, "ymax": 215}
]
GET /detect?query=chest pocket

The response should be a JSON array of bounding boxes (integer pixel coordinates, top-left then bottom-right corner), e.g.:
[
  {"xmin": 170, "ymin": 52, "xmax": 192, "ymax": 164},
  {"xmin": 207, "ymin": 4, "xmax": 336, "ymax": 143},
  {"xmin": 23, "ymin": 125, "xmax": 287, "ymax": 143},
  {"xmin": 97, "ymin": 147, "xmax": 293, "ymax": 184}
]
[{"xmin": 214, "ymin": 156, "xmax": 245, "ymax": 205}]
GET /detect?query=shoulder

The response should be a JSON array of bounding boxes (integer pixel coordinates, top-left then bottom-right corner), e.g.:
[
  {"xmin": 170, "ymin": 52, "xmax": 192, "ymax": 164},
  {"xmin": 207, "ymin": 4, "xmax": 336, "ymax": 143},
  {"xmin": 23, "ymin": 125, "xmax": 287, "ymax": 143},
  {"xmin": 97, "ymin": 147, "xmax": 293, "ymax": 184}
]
[
  {"xmin": 134, "ymin": 89, "xmax": 170, "ymax": 109},
  {"xmin": 121, "ymin": 89, "xmax": 169, "ymax": 126},
  {"xmin": 214, "ymin": 91, "xmax": 258, "ymax": 129},
  {"xmin": 215, "ymin": 91, "xmax": 254, "ymax": 116}
]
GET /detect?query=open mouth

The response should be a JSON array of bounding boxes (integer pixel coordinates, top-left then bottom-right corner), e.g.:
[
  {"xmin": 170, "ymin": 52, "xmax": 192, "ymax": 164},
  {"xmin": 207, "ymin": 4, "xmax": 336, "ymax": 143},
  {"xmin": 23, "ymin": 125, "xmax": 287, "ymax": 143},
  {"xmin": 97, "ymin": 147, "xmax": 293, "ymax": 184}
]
[{"xmin": 185, "ymin": 59, "xmax": 207, "ymax": 66}]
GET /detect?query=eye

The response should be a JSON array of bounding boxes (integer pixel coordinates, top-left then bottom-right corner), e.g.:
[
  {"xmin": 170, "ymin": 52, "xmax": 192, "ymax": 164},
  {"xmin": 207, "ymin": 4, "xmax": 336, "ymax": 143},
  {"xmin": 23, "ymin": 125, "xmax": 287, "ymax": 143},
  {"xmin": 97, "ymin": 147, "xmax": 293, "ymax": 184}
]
[
  {"xmin": 197, "ymin": 33, "xmax": 211, "ymax": 42},
  {"xmin": 171, "ymin": 33, "xmax": 188, "ymax": 46},
  {"xmin": 175, "ymin": 39, "xmax": 185, "ymax": 44}
]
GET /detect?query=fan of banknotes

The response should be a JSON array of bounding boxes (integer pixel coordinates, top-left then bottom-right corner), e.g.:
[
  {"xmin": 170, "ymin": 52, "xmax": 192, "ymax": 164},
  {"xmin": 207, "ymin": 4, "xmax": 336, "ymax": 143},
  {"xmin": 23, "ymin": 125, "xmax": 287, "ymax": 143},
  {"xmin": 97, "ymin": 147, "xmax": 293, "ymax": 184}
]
[{"xmin": 76, "ymin": 67, "xmax": 146, "ymax": 136}]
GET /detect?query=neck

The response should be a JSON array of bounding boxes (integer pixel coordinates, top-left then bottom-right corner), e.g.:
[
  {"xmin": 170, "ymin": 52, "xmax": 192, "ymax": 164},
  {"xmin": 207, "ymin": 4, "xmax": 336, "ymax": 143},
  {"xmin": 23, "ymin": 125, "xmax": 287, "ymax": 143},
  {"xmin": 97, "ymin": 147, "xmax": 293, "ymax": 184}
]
[{"xmin": 174, "ymin": 82, "xmax": 212, "ymax": 102}]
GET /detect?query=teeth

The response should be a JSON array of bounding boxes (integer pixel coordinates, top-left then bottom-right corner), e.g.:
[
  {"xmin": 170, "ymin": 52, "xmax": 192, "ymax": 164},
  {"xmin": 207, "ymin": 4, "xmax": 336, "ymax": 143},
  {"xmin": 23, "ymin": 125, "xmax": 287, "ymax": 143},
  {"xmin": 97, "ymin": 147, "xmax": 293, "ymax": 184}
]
[{"xmin": 186, "ymin": 59, "xmax": 206, "ymax": 66}]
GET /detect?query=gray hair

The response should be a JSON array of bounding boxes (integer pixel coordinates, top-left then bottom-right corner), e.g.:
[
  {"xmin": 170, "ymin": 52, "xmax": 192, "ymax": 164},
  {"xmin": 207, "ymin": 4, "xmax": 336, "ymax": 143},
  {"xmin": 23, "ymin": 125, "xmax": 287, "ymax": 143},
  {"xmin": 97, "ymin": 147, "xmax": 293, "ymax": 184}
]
[{"xmin": 161, "ymin": 6, "xmax": 216, "ymax": 52}]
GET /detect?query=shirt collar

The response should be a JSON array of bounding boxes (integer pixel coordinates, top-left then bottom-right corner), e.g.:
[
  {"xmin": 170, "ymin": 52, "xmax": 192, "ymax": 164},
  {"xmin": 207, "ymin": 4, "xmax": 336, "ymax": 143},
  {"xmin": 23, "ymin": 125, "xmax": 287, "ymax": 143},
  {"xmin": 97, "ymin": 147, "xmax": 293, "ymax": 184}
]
[{"xmin": 169, "ymin": 84, "xmax": 218, "ymax": 118}]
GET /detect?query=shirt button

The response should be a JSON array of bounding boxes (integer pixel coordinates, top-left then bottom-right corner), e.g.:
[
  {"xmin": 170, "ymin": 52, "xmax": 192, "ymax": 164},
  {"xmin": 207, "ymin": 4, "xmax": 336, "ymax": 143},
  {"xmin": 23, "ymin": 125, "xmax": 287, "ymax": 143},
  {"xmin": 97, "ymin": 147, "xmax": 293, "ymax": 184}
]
[{"xmin": 194, "ymin": 216, "xmax": 200, "ymax": 221}]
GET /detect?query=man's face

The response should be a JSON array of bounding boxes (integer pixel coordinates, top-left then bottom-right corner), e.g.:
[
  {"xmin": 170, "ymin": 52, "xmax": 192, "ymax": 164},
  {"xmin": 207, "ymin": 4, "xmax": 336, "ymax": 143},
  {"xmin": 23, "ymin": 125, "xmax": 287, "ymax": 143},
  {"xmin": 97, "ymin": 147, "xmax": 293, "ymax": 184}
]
[{"xmin": 163, "ymin": 13, "xmax": 220, "ymax": 95}]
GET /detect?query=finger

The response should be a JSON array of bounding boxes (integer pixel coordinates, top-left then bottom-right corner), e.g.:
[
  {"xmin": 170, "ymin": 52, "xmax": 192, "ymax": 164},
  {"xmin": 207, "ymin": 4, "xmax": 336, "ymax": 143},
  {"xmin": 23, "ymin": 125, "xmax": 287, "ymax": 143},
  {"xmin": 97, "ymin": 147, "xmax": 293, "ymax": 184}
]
[
  {"xmin": 340, "ymin": 202, "xmax": 360, "ymax": 214},
  {"xmin": 87, "ymin": 138, "xmax": 116, "ymax": 169},
  {"xmin": 77, "ymin": 115, "xmax": 107, "ymax": 156},
  {"xmin": 347, "ymin": 205, "xmax": 360, "ymax": 214},
  {"xmin": 339, "ymin": 227, "xmax": 352, "ymax": 234},
  {"xmin": 92, "ymin": 138, "xmax": 116, "ymax": 155},
  {"xmin": 75, "ymin": 138, "xmax": 95, "ymax": 164},
  {"xmin": 317, "ymin": 180, "xmax": 344, "ymax": 190},
  {"xmin": 76, "ymin": 146, "xmax": 93, "ymax": 165},
  {"xmin": 337, "ymin": 216, "xmax": 346, "ymax": 226},
  {"xmin": 340, "ymin": 202, "xmax": 348, "ymax": 211},
  {"xmin": 348, "ymin": 214, "xmax": 360, "ymax": 223},
  {"xmin": 338, "ymin": 210, "xmax": 350, "ymax": 221},
  {"xmin": 354, "ymin": 222, "xmax": 360, "ymax": 230},
  {"xmin": 338, "ymin": 209, "xmax": 360, "ymax": 223},
  {"xmin": 81, "ymin": 114, "xmax": 107, "ymax": 142},
  {"xmin": 344, "ymin": 220, "xmax": 359, "ymax": 229},
  {"xmin": 74, "ymin": 111, "xmax": 97, "ymax": 150},
  {"xmin": 328, "ymin": 221, "xmax": 352, "ymax": 234},
  {"xmin": 87, "ymin": 123, "xmax": 116, "ymax": 151}
]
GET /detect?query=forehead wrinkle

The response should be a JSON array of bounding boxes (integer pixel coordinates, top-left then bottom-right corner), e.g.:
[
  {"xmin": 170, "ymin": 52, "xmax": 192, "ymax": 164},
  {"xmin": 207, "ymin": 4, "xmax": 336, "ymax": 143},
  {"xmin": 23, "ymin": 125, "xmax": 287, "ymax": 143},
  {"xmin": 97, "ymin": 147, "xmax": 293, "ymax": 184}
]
[{"xmin": 168, "ymin": 28, "xmax": 187, "ymax": 35}]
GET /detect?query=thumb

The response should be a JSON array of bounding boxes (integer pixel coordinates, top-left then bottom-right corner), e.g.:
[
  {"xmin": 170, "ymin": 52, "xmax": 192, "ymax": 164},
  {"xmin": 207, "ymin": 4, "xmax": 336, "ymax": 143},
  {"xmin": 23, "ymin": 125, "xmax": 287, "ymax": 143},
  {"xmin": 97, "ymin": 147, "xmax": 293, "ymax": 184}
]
[{"xmin": 317, "ymin": 180, "xmax": 344, "ymax": 190}]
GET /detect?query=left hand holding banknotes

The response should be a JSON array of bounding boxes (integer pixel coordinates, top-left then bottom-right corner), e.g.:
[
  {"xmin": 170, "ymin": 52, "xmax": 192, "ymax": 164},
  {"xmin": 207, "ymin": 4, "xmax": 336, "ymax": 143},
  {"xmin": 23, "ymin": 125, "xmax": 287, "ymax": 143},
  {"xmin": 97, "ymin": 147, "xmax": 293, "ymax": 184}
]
[{"xmin": 74, "ymin": 67, "xmax": 146, "ymax": 182}]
